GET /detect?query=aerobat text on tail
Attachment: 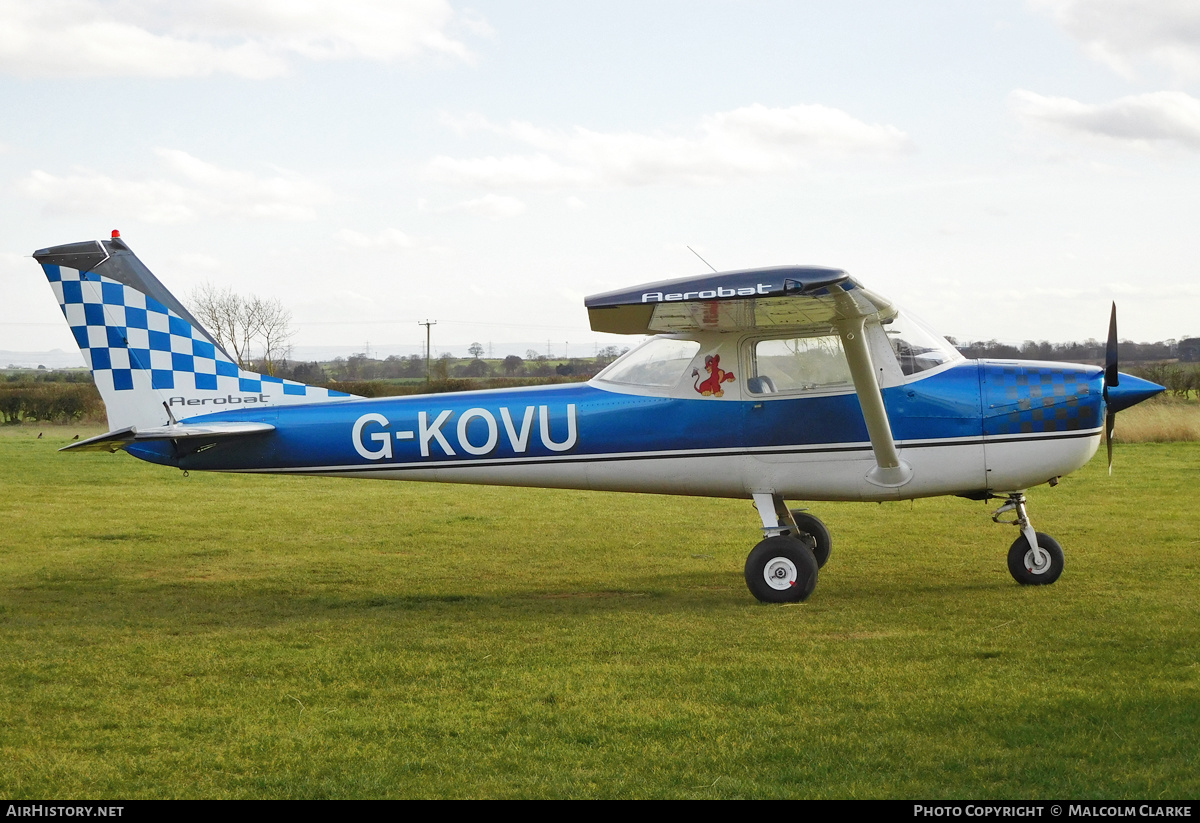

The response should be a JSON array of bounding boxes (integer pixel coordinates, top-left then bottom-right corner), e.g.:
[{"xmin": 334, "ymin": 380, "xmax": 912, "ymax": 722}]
[{"xmin": 32, "ymin": 232, "xmax": 1164, "ymax": 604}]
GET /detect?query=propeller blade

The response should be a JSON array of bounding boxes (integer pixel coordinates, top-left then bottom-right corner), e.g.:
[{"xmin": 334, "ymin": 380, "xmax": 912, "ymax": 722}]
[
  {"xmin": 1106, "ymin": 410, "xmax": 1115, "ymax": 476},
  {"xmin": 1105, "ymin": 302, "xmax": 1119, "ymax": 390}
]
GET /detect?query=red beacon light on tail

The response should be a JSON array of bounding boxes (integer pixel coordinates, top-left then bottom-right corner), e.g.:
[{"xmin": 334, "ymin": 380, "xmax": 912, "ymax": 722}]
[{"xmin": 111, "ymin": 230, "xmax": 120, "ymax": 238}]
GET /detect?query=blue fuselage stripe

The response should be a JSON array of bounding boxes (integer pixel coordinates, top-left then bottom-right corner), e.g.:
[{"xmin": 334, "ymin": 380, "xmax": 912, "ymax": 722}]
[{"xmin": 125, "ymin": 361, "xmax": 1107, "ymax": 474}]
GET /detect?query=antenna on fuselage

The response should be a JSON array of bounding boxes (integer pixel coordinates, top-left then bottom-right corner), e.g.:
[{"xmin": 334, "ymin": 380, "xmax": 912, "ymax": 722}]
[{"xmin": 687, "ymin": 246, "xmax": 719, "ymax": 273}]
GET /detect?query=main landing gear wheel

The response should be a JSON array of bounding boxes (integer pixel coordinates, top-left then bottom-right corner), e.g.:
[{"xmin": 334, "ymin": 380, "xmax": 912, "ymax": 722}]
[
  {"xmin": 745, "ymin": 535, "xmax": 819, "ymax": 604},
  {"xmin": 1007, "ymin": 532, "xmax": 1064, "ymax": 586},
  {"xmin": 790, "ymin": 510, "xmax": 832, "ymax": 569}
]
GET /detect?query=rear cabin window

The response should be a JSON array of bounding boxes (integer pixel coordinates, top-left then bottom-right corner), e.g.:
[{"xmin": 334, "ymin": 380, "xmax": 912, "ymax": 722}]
[
  {"xmin": 747, "ymin": 335, "xmax": 852, "ymax": 394},
  {"xmin": 597, "ymin": 338, "xmax": 701, "ymax": 388}
]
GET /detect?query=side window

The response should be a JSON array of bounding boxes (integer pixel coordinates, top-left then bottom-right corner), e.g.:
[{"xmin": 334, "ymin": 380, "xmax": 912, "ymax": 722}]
[
  {"xmin": 747, "ymin": 335, "xmax": 852, "ymax": 394},
  {"xmin": 596, "ymin": 338, "xmax": 701, "ymax": 388}
]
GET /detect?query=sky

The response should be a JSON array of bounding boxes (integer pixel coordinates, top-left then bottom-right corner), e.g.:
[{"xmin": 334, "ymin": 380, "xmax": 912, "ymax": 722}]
[{"xmin": 2, "ymin": 0, "xmax": 1199, "ymax": 365}]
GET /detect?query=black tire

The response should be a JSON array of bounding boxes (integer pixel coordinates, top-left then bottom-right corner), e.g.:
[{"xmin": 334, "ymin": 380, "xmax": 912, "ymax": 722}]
[
  {"xmin": 744, "ymin": 535, "xmax": 819, "ymax": 603},
  {"xmin": 790, "ymin": 510, "xmax": 832, "ymax": 569},
  {"xmin": 1007, "ymin": 532, "xmax": 1064, "ymax": 585}
]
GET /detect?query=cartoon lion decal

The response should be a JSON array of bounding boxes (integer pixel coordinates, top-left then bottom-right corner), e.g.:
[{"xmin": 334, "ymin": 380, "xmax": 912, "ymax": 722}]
[{"xmin": 692, "ymin": 354, "xmax": 735, "ymax": 397}]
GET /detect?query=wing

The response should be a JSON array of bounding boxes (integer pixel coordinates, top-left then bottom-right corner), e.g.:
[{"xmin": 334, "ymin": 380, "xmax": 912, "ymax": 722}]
[{"xmin": 584, "ymin": 266, "xmax": 896, "ymax": 335}]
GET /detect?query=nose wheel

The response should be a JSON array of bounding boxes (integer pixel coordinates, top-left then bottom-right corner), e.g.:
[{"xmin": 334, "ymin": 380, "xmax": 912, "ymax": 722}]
[
  {"xmin": 1007, "ymin": 532, "xmax": 1064, "ymax": 585},
  {"xmin": 992, "ymin": 493, "xmax": 1064, "ymax": 586}
]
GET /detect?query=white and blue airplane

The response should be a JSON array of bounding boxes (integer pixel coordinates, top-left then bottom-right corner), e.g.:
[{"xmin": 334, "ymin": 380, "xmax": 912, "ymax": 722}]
[{"xmin": 33, "ymin": 232, "xmax": 1163, "ymax": 603}]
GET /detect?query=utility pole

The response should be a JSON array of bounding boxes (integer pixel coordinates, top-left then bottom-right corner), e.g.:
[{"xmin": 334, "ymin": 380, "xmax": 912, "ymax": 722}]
[{"xmin": 418, "ymin": 320, "xmax": 436, "ymax": 382}]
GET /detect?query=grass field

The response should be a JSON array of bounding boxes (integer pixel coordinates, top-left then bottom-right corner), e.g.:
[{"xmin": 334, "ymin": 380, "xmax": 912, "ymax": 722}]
[
  {"xmin": 1114, "ymin": 395, "xmax": 1200, "ymax": 443},
  {"xmin": 1, "ymin": 427, "xmax": 1197, "ymax": 799}
]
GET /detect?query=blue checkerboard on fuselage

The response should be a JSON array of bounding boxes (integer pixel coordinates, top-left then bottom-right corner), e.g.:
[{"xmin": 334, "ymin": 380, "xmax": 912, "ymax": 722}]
[{"xmin": 43, "ymin": 263, "xmax": 352, "ymax": 426}]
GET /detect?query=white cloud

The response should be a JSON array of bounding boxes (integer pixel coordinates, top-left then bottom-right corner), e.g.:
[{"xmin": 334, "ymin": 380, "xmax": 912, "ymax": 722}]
[
  {"xmin": 444, "ymin": 194, "xmax": 527, "ymax": 218},
  {"xmin": 428, "ymin": 103, "xmax": 910, "ymax": 189},
  {"xmin": 1011, "ymin": 89, "xmax": 1200, "ymax": 150},
  {"xmin": 0, "ymin": 0, "xmax": 477, "ymax": 78},
  {"xmin": 19, "ymin": 148, "xmax": 333, "ymax": 222},
  {"xmin": 1032, "ymin": 0, "xmax": 1200, "ymax": 78},
  {"xmin": 337, "ymin": 228, "xmax": 415, "ymax": 249}
]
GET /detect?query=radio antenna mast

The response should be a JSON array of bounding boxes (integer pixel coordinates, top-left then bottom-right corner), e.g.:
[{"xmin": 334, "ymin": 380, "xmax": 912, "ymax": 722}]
[{"xmin": 688, "ymin": 245, "xmax": 718, "ymax": 273}]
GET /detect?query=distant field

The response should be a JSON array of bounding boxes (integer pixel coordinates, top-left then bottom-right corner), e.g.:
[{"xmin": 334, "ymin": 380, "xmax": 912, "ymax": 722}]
[
  {"xmin": 0, "ymin": 427, "xmax": 1196, "ymax": 799},
  {"xmin": 1112, "ymin": 395, "xmax": 1200, "ymax": 442}
]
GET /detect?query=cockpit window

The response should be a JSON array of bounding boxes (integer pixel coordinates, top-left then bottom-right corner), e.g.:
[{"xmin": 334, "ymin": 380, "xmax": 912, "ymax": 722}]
[
  {"xmin": 596, "ymin": 337, "xmax": 701, "ymax": 388},
  {"xmin": 883, "ymin": 311, "xmax": 963, "ymax": 376},
  {"xmin": 747, "ymin": 335, "xmax": 852, "ymax": 394}
]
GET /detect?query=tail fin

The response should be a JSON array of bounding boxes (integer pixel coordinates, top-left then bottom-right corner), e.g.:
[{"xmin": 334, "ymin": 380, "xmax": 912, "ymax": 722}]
[{"xmin": 33, "ymin": 234, "xmax": 356, "ymax": 431}]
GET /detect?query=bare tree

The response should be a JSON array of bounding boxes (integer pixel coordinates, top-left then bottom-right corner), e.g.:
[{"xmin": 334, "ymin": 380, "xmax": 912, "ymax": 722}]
[
  {"xmin": 248, "ymin": 294, "xmax": 294, "ymax": 376},
  {"xmin": 190, "ymin": 284, "xmax": 294, "ymax": 375}
]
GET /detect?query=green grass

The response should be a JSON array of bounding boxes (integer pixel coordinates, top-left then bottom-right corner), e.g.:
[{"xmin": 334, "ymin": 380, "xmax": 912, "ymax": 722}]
[{"xmin": 1, "ymin": 427, "xmax": 1197, "ymax": 798}]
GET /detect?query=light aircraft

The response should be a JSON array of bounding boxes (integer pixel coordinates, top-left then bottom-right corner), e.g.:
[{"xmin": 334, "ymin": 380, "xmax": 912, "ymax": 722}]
[{"xmin": 32, "ymin": 232, "xmax": 1164, "ymax": 603}]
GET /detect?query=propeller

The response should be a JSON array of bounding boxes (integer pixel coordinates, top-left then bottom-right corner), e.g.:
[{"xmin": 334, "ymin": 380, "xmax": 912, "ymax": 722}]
[
  {"xmin": 1104, "ymin": 302, "xmax": 1118, "ymax": 474},
  {"xmin": 1099, "ymin": 312, "xmax": 1166, "ymax": 474}
]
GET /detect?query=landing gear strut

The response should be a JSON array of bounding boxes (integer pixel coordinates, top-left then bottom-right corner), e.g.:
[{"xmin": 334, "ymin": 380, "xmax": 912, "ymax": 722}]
[
  {"xmin": 991, "ymin": 493, "xmax": 1064, "ymax": 585},
  {"xmin": 744, "ymin": 493, "xmax": 829, "ymax": 603}
]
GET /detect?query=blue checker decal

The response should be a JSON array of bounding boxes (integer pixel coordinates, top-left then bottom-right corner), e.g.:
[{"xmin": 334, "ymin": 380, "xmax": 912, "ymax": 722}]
[
  {"xmin": 40, "ymin": 262, "xmax": 352, "ymax": 406},
  {"xmin": 983, "ymin": 365, "xmax": 1101, "ymax": 436},
  {"xmin": 125, "ymin": 307, "xmax": 147, "ymax": 329},
  {"xmin": 168, "ymin": 315, "xmax": 191, "ymax": 337}
]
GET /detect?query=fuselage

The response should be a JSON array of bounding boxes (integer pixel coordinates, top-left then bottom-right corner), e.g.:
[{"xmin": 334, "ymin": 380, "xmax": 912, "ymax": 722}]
[{"xmin": 128, "ymin": 357, "xmax": 1109, "ymax": 502}]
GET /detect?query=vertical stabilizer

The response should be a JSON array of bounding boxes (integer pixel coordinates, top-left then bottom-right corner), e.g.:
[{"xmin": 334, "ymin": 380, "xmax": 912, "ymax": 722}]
[{"xmin": 33, "ymin": 235, "xmax": 356, "ymax": 431}]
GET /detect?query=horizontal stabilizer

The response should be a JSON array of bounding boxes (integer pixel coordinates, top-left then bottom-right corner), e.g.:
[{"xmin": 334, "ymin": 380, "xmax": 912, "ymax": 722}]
[{"xmin": 61, "ymin": 421, "xmax": 275, "ymax": 453}]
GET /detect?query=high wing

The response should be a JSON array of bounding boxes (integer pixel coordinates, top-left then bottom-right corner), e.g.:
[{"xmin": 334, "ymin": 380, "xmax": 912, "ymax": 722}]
[
  {"xmin": 585, "ymin": 266, "xmax": 911, "ymax": 487},
  {"xmin": 585, "ymin": 266, "xmax": 896, "ymax": 335}
]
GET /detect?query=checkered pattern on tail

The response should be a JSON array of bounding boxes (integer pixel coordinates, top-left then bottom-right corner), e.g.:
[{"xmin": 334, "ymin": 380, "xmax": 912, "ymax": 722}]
[{"xmin": 42, "ymin": 262, "xmax": 352, "ymax": 415}]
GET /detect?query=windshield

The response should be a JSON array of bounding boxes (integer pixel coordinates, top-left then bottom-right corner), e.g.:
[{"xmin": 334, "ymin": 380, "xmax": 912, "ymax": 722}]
[
  {"xmin": 595, "ymin": 337, "xmax": 700, "ymax": 388},
  {"xmin": 883, "ymin": 311, "xmax": 963, "ymax": 376}
]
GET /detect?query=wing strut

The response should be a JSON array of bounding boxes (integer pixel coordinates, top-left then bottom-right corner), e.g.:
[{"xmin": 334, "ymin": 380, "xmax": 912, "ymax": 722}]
[{"xmin": 835, "ymin": 310, "xmax": 912, "ymax": 488}]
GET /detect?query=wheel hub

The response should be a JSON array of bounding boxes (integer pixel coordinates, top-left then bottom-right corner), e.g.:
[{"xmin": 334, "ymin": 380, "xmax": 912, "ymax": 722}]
[
  {"xmin": 1024, "ymin": 548, "xmax": 1052, "ymax": 575},
  {"xmin": 763, "ymin": 556, "xmax": 798, "ymax": 590}
]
